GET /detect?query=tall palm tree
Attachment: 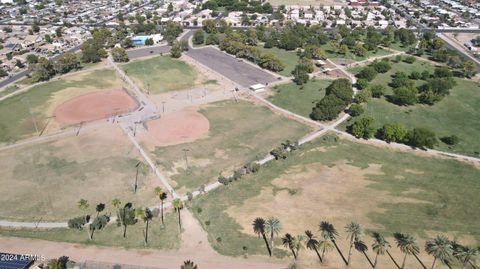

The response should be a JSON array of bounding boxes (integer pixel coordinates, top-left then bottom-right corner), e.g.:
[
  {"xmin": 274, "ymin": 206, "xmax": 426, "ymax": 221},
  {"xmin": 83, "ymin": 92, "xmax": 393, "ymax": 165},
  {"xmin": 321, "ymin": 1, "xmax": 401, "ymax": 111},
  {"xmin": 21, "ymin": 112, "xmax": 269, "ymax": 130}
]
[
  {"xmin": 346, "ymin": 222, "xmax": 363, "ymax": 266},
  {"xmin": 111, "ymin": 198, "xmax": 121, "ymax": 210},
  {"xmin": 292, "ymin": 235, "xmax": 305, "ymax": 259},
  {"xmin": 452, "ymin": 243, "xmax": 478, "ymax": 269},
  {"xmin": 180, "ymin": 260, "xmax": 197, "ymax": 269},
  {"xmin": 371, "ymin": 232, "xmax": 397, "ymax": 269},
  {"xmin": 253, "ymin": 218, "xmax": 272, "ymax": 257},
  {"xmin": 136, "ymin": 207, "xmax": 153, "ymax": 246},
  {"xmin": 319, "ymin": 221, "xmax": 348, "ymax": 265},
  {"xmin": 172, "ymin": 198, "xmax": 183, "ymax": 231},
  {"xmin": 355, "ymin": 239, "xmax": 375, "ymax": 268},
  {"xmin": 425, "ymin": 235, "xmax": 453, "ymax": 269},
  {"xmin": 265, "ymin": 217, "xmax": 281, "ymax": 256},
  {"xmin": 318, "ymin": 235, "xmax": 335, "ymax": 262},
  {"xmin": 117, "ymin": 202, "xmax": 137, "ymax": 238},
  {"xmin": 394, "ymin": 232, "xmax": 421, "ymax": 269},
  {"xmin": 154, "ymin": 187, "xmax": 168, "ymax": 226},
  {"xmin": 305, "ymin": 230, "xmax": 323, "ymax": 263},
  {"xmin": 95, "ymin": 203, "xmax": 105, "ymax": 217},
  {"xmin": 282, "ymin": 233, "xmax": 297, "ymax": 259},
  {"xmin": 77, "ymin": 199, "xmax": 90, "ymax": 240}
]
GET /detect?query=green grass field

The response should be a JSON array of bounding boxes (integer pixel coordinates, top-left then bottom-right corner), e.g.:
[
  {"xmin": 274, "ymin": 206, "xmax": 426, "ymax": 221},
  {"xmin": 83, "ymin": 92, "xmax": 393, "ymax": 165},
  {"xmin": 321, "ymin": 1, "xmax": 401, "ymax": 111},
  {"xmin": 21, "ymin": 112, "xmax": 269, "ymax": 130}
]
[
  {"xmin": 191, "ymin": 134, "xmax": 480, "ymax": 258},
  {"xmin": 346, "ymin": 59, "xmax": 480, "ymax": 156},
  {"xmin": 121, "ymin": 56, "xmax": 198, "ymax": 94},
  {"xmin": 321, "ymin": 43, "xmax": 392, "ymax": 62},
  {"xmin": 0, "ymin": 69, "xmax": 120, "ymax": 143},
  {"xmin": 0, "ymin": 128, "xmax": 158, "ymax": 222},
  {"xmin": 257, "ymin": 46, "xmax": 300, "ymax": 77},
  {"xmin": 0, "ymin": 213, "xmax": 180, "ymax": 250},
  {"xmin": 151, "ymin": 100, "xmax": 312, "ymax": 193},
  {"xmin": 267, "ymin": 79, "xmax": 331, "ymax": 118}
]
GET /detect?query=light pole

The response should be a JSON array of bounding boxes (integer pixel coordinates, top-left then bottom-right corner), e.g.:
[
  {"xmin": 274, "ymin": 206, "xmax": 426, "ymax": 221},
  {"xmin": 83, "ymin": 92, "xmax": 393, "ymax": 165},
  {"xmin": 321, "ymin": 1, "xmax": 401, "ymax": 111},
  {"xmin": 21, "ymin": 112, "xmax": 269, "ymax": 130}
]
[
  {"xmin": 162, "ymin": 101, "xmax": 166, "ymax": 113},
  {"xmin": 22, "ymin": 97, "xmax": 39, "ymax": 135},
  {"xmin": 182, "ymin": 148, "xmax": 190, "ymax": 173}
]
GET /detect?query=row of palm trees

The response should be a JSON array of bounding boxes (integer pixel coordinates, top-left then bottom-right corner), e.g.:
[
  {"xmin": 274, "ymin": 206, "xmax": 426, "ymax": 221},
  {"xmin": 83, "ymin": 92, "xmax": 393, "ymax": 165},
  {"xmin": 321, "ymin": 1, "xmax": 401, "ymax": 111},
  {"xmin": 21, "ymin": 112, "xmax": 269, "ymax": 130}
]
[
  {"xmin": 73, "ymin": 187, "xmax": 185, "ymax": 245},
  {"xmin": 252, "ymin": 218, "xmax": 478, "ymax": 269}
]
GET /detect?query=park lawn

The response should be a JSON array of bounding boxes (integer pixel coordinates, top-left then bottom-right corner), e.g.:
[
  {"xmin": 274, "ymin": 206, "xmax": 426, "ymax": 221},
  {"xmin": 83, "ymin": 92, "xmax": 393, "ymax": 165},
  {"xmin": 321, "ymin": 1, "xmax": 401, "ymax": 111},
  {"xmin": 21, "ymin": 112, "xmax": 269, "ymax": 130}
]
[
  {"xmin": 0, "ymin": 213, "xmax": 181, "ymax": 250},
  {"xmin": 257, "ymin": 46, "xmax": 300, "ymax": 77},
  {"xmin": 191, "ymin": 134, "xmax": 480, "ymax": 265},
  {"xmin": 347, "ymin": 58, "xmax": 480, "ymax": 156},
  {"xmin": 267, "ymin": 79, "xmax": 331, "ymax": 117},
  {"xmin": 151, "ymin": 100, "xmax": 312, "ymax": 193},
  {"xmin": 0, "ymin": 68, "xmax": 121, "ymax": 144},
  {"xmin": 121, "ymin": 56, "xmax": 200, "ymax": 94},
  {"xmin": 0, "ymin": 127, "xmax": 159, "ymax": 222},
  {"xmin": 321, "ymin": 42, "xmax": 392, "ymax": 62}
]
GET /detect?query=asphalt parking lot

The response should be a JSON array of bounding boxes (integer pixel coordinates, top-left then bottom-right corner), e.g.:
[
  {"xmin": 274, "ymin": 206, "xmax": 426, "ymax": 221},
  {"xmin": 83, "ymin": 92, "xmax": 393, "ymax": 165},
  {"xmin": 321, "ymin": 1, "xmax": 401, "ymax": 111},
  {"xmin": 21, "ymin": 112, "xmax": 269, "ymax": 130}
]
[{"xmin": 126, "ymin": 45, "xmax": 170, "ymax": 59}]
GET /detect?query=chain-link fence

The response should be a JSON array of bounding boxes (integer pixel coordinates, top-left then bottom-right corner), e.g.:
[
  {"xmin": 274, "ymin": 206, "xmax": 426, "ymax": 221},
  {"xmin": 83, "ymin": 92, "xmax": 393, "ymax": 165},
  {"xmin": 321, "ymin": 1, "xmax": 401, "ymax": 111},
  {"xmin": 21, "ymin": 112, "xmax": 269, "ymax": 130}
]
[{"xmin": 77, "ymin": 260, "xmax": 167, "ymax": 269}]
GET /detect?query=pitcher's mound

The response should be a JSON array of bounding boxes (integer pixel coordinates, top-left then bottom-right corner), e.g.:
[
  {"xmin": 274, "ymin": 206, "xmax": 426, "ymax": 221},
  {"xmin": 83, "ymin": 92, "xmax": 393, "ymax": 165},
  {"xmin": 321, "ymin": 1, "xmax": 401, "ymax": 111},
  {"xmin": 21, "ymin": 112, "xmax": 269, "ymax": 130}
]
[
  {"xmin": 145, "ymin": 110, "xmax": 209, "ymax": 146},
  {"xmin": 54, "ymin": 90, "xmax": 137, "ymax": 124}
]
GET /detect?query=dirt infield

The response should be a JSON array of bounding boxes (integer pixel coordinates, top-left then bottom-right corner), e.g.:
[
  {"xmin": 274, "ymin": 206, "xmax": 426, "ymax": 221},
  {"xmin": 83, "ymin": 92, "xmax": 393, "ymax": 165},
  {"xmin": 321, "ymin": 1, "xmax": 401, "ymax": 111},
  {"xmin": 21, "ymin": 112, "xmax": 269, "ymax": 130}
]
[
  {"xmin": 144, "ymin": 110, "xmax": 209, "ymax": 146},
  {"xmin": 54, "ymin": 90, "xmax": 137, "ymax": 124}
]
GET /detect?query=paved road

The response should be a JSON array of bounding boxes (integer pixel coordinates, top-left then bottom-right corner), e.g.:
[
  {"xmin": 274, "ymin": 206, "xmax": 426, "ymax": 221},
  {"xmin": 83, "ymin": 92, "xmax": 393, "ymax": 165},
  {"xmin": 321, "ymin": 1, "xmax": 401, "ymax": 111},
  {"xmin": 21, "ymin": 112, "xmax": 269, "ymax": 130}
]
[
  {"xmin": 126, "ymin": 44, "xmax": 170, "ymax": 59},
  {"xmin": 437, "ymin": 33, "xmax": 480, "ymax": 69}
]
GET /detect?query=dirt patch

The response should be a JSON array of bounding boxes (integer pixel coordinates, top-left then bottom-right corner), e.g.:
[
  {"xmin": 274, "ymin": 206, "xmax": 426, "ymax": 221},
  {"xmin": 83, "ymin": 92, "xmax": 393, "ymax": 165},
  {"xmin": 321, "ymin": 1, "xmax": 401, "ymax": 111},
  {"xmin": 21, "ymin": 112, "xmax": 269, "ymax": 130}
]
[
  {"xmin": 54, "ymin": 90, "xmax": 137, "ymax": 125},
  {"xmin": 142, "ymin": 110, "xmax": 210, "ymax": 146}
]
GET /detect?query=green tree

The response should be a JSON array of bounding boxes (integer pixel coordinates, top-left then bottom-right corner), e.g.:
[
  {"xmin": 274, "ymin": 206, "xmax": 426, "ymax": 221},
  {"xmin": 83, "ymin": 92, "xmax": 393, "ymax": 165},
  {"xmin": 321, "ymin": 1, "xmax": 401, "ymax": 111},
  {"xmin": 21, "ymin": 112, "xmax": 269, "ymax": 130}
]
[
  {"xmin": 392, "ymin": 86, "xmax": 418, "ymax": 106},
  {"xmin": 379, "ymin": 123, "xmax": 408, "ymax": 143},
  {"xmin": 172, "ymin": 198, "xmax": 183, "ymax": 231},
  {"xmin": 136, "ymin": 207, "xmax": 154, "ymax": 245},
  {"xmin": 292, "ymin": 64, "xmax": 310, "ymax": 85},
  {"xmin": 202, "ymin": 19, "xmax": 217, "ymax": 34},
  {"xmin": 205, "ymin": 34, "xmax": 220, "ymax": 45},
  {"xmin": 111, "ymin": 47, "xmax": 129, "ymax": 62},
  {"xmin": 31, "ymin": 57, "xmax": 55, "ymax": 82},
  {"xmin": 282, "ymin": 233, "xmax": 298, "ymax": 259},
  {"xmin": 170, "ymin": 42, "xmax": 182, "ymax": 58},
  {"xmin": 89, "ymin": 214, "xmax": 109, "ymax": 240},
  {"xmin": 259, "ymin": 53, "xmax": 285, "ymax": 72},
  {"xmin": 347, "ymin": 104, "xmax": 364, "ymax": 117},
  {"xmin": 305, "ymin": 230, "xmax": 323, "ymax": 263},
  {"xmin": 370, "ymin": 84, "xmax": 386, "ymax": 98},
  {"xmin": 181, "ymin": 260, "xmax": 197, "ymax": 269},
  {"xmin": 371, "ymin": 232, "xmax": 398, "ymax": 268},
  {"xmin": 425, "ymin": 235, "xmax": 452, "ymax": 269},
  {"xmin": 349, "ymin": 117, "xmax": 376, "ymax": 139},
  {"xmin": 26, "ymin": 54, "xmax": 39, "ymax": 65},
  {"xmin": 55, "ymin": 52, "xmax": 80, "ymax": 74},
  {"xmin": 462, "ymin": 61, "xmax": 477, "ymax": 78},
  {"xmin": 116, "ymin": 203, "xmax": 137, "ymax": 238},
  {"xmin": 319, "ymin": 221, "xmax": 348, "ymax": 265},
  {"xmin": 357, "ymin": 66, "xmax": 378, "ymax": 81},
  {"xmin": 144, "ymin": 38, "xmax": 154, "ymax": 46},
  {"xmin": 193, "ymin": 30, "xmax": 204, "ymax": 45},
  {"xmin": 95, "ymin": 203, "xmax": 105, "ymax": 217},
  {"xmin": 265, "ymin": 217, "xmax": 281, "ymax": 256},
  {"xmin": 452, "ymin": 244, "xmax": 478, "ymax": 269},
  {"xmin": 154, "ymin": 187, "xmax": 168, "ymax": 226}
]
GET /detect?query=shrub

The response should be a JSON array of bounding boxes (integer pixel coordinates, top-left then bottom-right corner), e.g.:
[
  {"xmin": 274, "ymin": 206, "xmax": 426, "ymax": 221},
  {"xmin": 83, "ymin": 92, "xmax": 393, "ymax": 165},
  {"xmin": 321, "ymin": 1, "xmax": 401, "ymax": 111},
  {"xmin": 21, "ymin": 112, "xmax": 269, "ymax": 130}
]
[
  {"xmin": 407, "ymin": 128, "xmax": 438, "ymax": 149},
  {"xmin": 348, "ymin": 117, "xmax": 376, "ymax": 139},
  {"xmin": 440, "ymin": 135, "xmax": 460, "ymax": 146},
  {"xmin": 370, "ymin": 84, "xmax": 386, "ymax": 98},
  {"xmin": 311, "ymin": 95, "xmax": 346, "ymax": 121},
  {"xmin": 372, "ymin": 60, "xmax": 391, "ymax": 73},
  {"xmin": 348, "ymin": 104, "xmax": 364, "ymax": 117},
  {"xmin": 409, "ymin": 71, "xmax": 421, "ymax": 80},
  {"xmin": 357, "ymin": 66, "xmax": 378, "ymax": 81},
  {"xmin": 403, "ymin": 56, "xmax": 416, "ymax": 64},
  {"xmin": 378, "ymin": 123, "xmax": 408, "ymax": 143},
  {"xmin": 356, "ymin": 78, "xmax": 369, "ymax": 90},
  {"xmin": 355, "ymin": 89, "xmax": 372, "ymax": 103},
  {"xmin": 392, "ymin": 86, "xmax": 418, "ymax": 105}
]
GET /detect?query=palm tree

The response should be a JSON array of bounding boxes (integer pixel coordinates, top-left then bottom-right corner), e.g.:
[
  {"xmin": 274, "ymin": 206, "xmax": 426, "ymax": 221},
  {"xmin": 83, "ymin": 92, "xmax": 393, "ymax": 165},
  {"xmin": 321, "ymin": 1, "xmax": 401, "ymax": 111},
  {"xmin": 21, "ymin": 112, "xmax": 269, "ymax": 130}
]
[
  {"xmin": 355, "ymin": 239, "xmax": 374, "ymax": 268},
  {"xmin": 265, "ymin": 217, "xmax": 281, "ymax": 256},
  {"xmin": 154, "ymin": 187, "xmax": 168, "ymax": 226},
  {"xmin": 95, "ymin": 203, "xmax": 105, "ymax": 217},
  {"xmin": 371, "ymin": 232, "xmax": 397, "ymax": 268},
  {"xmin": 305, "ymin": 230, "xmax": 323, "ymax": 263},
  {"xmin": 282, "ymin": 233, "xmax": 297, "ymax": 259},
  {"xmin": 425, "ymin": 235, "xmax": 453, "ymax": 269},
  {"xmin": 452, "ymin": 243, "xmax": 478, "ymax": 269},
  {"xmin": 319, "ymin": 221, "xmax": 348, "ymax": 265},
  {"xmin": 253, "ymin": 218, "xmax": 272, "ymax": 257},
  {"xmin": 346, "ymin": 222, "xmax": 363, "ymax": 266},
  {"xmin": 318, "ymin": 235, "xmax": 335, "ymax": 262},
  {"xmin": 180, "ymin": 260, "xmax": 197, "ymax": 269},
  {"xmin": 394, "ymin": 232, "xmax": 422, "ymax": 269},
  {"xmin": 172, "ymin": 198, "xmax": 183, "ymax": 231},
  {"xmin": 77, "ymin": 199, "xmax": 90, "ymax": 240},
  {"xmin": 136, "ymin": 207, "xmax": 153, "ymax": 246},
  {"xmin": 111, "ymin": 198, "xmax": 121, "ymax": 210},
  {"xmin": 292, "ymin": 235, "xmax": 305, "ymax": 259},
  {"xmin": 117, "ymin": 202, "xmax": 137, "ymax": 238}
]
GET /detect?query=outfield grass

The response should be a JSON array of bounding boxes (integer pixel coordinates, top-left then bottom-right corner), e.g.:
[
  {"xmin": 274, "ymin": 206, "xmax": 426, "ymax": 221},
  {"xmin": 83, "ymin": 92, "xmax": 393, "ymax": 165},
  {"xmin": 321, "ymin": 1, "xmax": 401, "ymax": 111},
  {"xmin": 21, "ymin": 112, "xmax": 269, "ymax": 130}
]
[
  {"xmin": 321, "ymin": 43, "xmax": 392, "ymax": 61},
  {"xmin": 0, "ymin": 69, "xmax": 120, "ymax": 143},
  {"xmin": 151, "ymin": 100, "xmax": 312, "ymax": 193},
  {"xmin": 0, "ymin": 213, "xmax": 181, "ymax": 250},
  {"xmin": 257, "ymin": 46, "xmax": 300, "ymax": 77},
  {"xmin": 191, "ymin": 134, "xmax": 480, "ymax": 259},
  {"xmin": 346, "ymin": 59, "xmax": 480, "ymax": 156},
  {"xmin": 267, "ymin": 79, "xmax": 331, "ymax": 117},
  {"xmin": 0, "ymin": 128, "xmax": 158, "ymax": 222},
  {"xmin": 121, "ymin": 56, "xmax": 198, "ymax": 94}
]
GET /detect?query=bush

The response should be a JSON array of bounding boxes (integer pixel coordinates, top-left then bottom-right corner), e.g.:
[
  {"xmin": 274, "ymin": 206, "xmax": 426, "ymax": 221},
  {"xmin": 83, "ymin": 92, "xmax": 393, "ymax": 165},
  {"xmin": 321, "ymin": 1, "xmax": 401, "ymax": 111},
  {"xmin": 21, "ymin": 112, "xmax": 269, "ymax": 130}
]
[
  {"xmin": 392, "ymin": 86, "xmax": 418, "ymax": 105},
  {"xmin": 356, "ymin": 78, "xmax": 369, "ymax": 90},
  {"xmin": 390, "ymin": 72, "xmax": 414, "ymax": 88},
  {"xmin": 372, "ymin": 60, "xmax": 391, "ymax": 73},
  {"xmin": 311, "ymin": 95, "xmax": 346, "ymax": 121},
  {"xmin": 370, "ymin": 84, "xmax": 386, "ymax": 98},
  {"xmin": 357, "ymin": 66, "xmax": 378, "ymax": 81},
  {"xmin": 403, "ymin": 56, "xmax": 416, "ymax": 64},
  {"xmin": 355, "ymin": 89, "xmax": 372, "ymax": 103},
  {"xmin": 348, "ymin": 117, "xmax": 376, "ymax": 139},
  {"xmin": 440, "ymin": 135, "xmax": 460, "ymax": 146},
  {"xmin": 378, "ymin": 123, "xmax": 408, "ymax": 143},
  {"xmin": 407, "ymin": 128, "xmax": 438, "ymax": 149},
  {"xmin": 409, "ymin": 71, "xmax": 421, "ymax": 80},
  {"xmin": 193, "ymin": 29, "xmax": 204, "ymax": 45},
  {"xmin": 434, "ymin": 66, "xmax": 453, "ymax": 78},
  {"xmin": 347, "ymin": 104, "xmax": 364, "ymax": 117},
  {"xmin": 421, "ymin": 70, "xmax": 431, "ymax": 80}
]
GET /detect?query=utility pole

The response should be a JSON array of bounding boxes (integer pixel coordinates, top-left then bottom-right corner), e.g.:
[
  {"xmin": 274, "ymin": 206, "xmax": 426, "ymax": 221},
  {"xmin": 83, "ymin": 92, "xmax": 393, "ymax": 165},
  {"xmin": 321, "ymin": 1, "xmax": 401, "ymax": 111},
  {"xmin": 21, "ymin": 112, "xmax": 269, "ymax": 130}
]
[
  {"xmin": 22, "ymin": 97, "xmax": 39, "ymax": 135},
  {"xmin": 162, "ymin": 101, "xmax": 166, "ymax": 113},
  {"xmin": 182, "ymin": 148, "xmax": 190, "ymax": 173},
  {"xmin": 133, "ymin": 161, "xmax": 142, "ymax": 193}
]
